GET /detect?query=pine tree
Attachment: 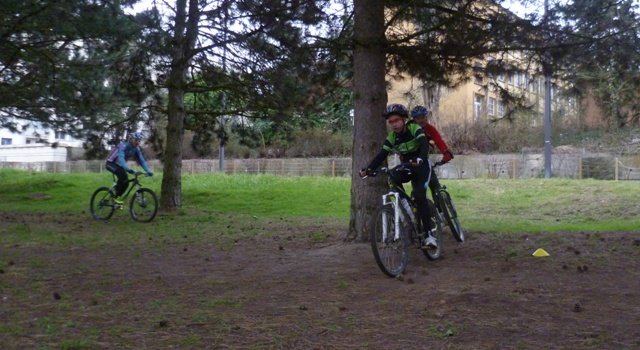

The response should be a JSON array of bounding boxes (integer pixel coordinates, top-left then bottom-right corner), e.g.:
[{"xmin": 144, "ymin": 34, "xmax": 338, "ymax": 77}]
[{"xmin": 0, "ymin": 0, "xmax": 155, "ymax": 145}]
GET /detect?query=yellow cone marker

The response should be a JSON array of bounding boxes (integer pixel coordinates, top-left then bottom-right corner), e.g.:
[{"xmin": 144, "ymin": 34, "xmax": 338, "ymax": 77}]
[{"xmin": 532, "ymin": 248, "xmax": 550, "ymax": 257}]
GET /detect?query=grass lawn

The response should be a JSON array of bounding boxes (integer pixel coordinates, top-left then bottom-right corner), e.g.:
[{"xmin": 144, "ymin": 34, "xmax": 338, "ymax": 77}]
[
  {"xmin": 1, "ymin": 170, "xmax": 639, "ymax": 349},
  {"xmin": 1, "ymin": 168, "xmax": 639, "ymax": 236}
]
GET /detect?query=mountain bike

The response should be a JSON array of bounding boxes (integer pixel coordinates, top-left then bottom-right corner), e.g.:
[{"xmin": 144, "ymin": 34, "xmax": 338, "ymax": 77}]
[
  {"xmin": 364, "ymin": 163, "xmax": 443, "ymax": 277},
  {"xmin": 430, "ymin": 162, "xmax": 464, "ymax": 242},
  {"xmin": 90, "ymin": 172, "xmax": 158, "ymax": 222}
]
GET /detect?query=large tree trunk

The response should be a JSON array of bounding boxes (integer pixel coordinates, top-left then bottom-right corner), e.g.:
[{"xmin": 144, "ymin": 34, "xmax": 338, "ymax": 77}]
[
  {"xmin": 348, "ymin": 0, "xmax": 387, "ymax": 241},
  {"xmin": 160, "ymin": 0, "xmax": 199, "ymax": 211}
]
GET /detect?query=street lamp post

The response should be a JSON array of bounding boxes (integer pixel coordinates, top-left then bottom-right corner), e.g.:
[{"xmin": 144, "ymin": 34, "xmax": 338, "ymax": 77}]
[{"xmin": 543, "ymin": 0, "xmax": 552, "ymax": 178}]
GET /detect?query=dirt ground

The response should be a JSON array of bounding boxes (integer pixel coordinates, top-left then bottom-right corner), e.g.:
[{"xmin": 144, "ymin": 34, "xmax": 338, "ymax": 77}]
[{"xmin": 1, "ymin": 214, "xmax": 640, "ymax": 349}]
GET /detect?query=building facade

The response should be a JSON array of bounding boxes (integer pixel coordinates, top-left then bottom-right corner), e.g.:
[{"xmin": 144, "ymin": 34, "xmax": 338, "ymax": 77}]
[
  {"xmin": 388, "ymin": 54, "xmax": 579, "ymax": 130},
  {"xmin": 0, "ymin": 119, "xmax": 84, "ymax": 162}
]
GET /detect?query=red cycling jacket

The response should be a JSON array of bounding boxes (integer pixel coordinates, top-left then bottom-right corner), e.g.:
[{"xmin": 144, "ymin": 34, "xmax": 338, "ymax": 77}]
[{"xmin": 422, "ymin": 123, "xmax": 448, "ymax": 154}]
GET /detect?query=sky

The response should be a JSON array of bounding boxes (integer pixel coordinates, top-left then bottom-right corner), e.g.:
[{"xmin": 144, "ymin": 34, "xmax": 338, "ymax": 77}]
[
  {"xmin": 128, "ymin": 0, "xmax": 543, "ymax": 17},
  {"xmin": 503, "ymin": 0, "xmax": 557, "ymax": 19}
]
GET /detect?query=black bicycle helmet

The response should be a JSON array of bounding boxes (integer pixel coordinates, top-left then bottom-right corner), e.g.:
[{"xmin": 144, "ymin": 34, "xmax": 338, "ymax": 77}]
[
  {"xmin": 411, "ymin": 105, "xmax": 430, "ymax": 118},
  {"xmin": 383, "ymin": 103, "xmax": 409, "ymax": 119}
]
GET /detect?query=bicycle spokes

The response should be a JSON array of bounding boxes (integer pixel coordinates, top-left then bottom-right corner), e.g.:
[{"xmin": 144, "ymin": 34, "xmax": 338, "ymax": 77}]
[
  {"xmin": 438, "ymin": 190, "xmax": 464, "ymax": 242},
  {"xmin": 371, "ymin": 205, "xmax": 409, "ymax": 277},
  {"xmin": 135, "ymin": 192, "xmax": 148, "ymax": 207},
  {"xmin": 129, "ymin": 188, "xmax": 158, "ymax": 223},
  {"xmin": 90, "ymin": 187, "xmax": 116, "ymax": 220}
]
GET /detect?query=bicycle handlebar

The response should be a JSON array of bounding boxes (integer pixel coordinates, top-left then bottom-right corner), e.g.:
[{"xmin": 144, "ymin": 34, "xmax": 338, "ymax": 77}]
[
  {"xmin": 361, "ymin": 160, "xmax": 444, "ymax": 179},
  {"xmin": 127, "ymin": 171, "xmax": 150, "ymax": 183}
]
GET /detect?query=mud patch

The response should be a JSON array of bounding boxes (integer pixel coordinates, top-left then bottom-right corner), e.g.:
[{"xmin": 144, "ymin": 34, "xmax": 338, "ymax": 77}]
[{"xmin": 1, "ymin": 220, "xmax": 639, "ymax": 349}]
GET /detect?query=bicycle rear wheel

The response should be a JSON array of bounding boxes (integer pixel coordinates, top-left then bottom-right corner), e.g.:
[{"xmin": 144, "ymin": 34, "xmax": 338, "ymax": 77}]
[
  {"xmin": 439, "ymin": 189, "xmax": 464, "ymax": 242},
  {"xmin": 422, "ymin": 199, "xmax": 443, "ymax": 260},
  {"xmin": 371, "ymin": 205, "xmax": 409, "ymax": 277},
  {"xmin": 129, "ymin": 188, "xmax": 158, "ymax": 223},
  {"xmin": 90, "ymin": 187, "xmax": 115, "ymax": 220}
]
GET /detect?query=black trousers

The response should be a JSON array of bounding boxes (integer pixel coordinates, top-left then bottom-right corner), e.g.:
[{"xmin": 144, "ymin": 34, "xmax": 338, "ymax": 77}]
[
  {"xmin": 105, "ymin": 161, "xmax": 128, "ymax": 197},
  {"xmin": 410, "ymin": 163, "xmax": 434, "ymax": 232},
  {"xmin": 427, "ymin": 166, "xmax": 441, "ymax": 194}
]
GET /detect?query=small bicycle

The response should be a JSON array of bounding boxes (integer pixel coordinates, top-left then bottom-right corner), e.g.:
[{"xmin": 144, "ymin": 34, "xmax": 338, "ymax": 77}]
[
  {"xmin": 364, "ymin": 163, "xmax": 443, "ymax": 277},
  {"xmin": 90, "ymin": 172, "xmax": 158, "ymax": 222}
]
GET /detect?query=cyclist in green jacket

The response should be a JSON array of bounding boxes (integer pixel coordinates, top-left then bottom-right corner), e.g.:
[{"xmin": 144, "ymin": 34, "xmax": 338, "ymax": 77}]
[{"xmin": 359, "ymin": 103, "xmax": 438, "ymax": 249}]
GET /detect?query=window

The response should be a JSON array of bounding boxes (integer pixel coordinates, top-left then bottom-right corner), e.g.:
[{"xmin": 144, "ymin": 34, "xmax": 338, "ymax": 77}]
[
  {"xmin": 497, "ymin": 73, "xmax": 505, "ymax": 82},
  {"xmin": 488, "ymin": 97, "xmax": 496, "ymax": 116},
  {"xmin": 508, "ymin": 74, "xmax": 514, "ymax": 85},
  {"xmin": 498, "ymin": 101, "xmax": 505, "ymax": 117},
  {"xmin": 474, "ymin": 94, "xmax": 484, "ymax": 119},
  {"xmin": 1, "ymin": 138, "xmax": 12, "ymax": 145},
  {"xmin": 529, "ymin": 78, "xmax": 537, "ymax": 93},
  {"xmin": 55, "ymin": 131, "xmax": 67, "ymax": 140}
]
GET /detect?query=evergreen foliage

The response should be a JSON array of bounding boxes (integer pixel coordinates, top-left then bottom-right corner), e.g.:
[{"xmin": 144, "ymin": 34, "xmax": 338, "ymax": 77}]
[
  {"xmin": 0, "ymin": 0, "xmax": 162, "ymax": 156},
  {"xmin": 557, "ymin": 0, "xmax": 640, "ymax": 128}
]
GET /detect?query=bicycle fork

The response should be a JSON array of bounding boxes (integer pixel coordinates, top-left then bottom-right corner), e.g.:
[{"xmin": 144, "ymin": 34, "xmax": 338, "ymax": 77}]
[
  {"xmin": 382, "ymin": 192, "xmax": 399, "ymax": 242},
  {"xmin": 382, "ymin": 192, "xmax": 415, "ymax": 242}
]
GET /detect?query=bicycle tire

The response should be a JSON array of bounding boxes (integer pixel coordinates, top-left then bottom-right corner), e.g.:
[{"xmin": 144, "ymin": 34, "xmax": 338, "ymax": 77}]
[
  {"xmin": 129, "ymin": 188, "xmax": 158, "ymax": 223},
  {"xmin": 422, "ymin": 199, "xmax": 443, "ymax": 260},
  {"xmin": 438, "ymin": 189, "xmax": 464, "ymax": 242},
  {"xmin": 90, "ymin": 187, "xmax": 116, "ymax": 220},
  {"xmin": 371, "ymin": 204, "xmax": 409, "ymax": 277}
]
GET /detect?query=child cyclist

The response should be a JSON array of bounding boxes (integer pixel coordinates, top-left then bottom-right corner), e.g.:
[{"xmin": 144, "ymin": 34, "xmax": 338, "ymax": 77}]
[
  {"xmin": 410, "ymin": 105, "xmax": 454, "ymax": 193},
  {"xmin": 359, "ymin": 103, "xmax": 438, "ymax": 249},
  {"xmin": 105, "ymin": 132, "xmax": 154, "ymax": 204}
]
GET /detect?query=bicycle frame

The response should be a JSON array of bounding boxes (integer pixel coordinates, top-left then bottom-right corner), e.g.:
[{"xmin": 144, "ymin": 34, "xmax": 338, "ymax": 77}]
[
  {"xmin": 380, "ymin": 173, "xmax": 418, "ymax": 243},
  {"xmin": 111, "ymin": 173, "xmax": 143, "ymax": 201},
  {"xmin": 366, "ymin": 162, "xmax": 444, "ymax": 277}
]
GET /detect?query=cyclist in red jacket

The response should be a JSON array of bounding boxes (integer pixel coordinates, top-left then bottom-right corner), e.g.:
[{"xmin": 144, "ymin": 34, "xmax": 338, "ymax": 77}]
[{"xmin": 410, "ymin": 105, "xmax": 454, "ymax": 193}]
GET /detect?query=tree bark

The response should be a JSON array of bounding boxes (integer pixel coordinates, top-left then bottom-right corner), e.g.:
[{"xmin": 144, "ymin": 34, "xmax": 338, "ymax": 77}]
[
  {"xmin": 160, "ymin": 0, "xmax": 200, "ymax": 211},
  {"xmin": 348, "ymin": 0, "xmax": 388, "ymax": 241}
]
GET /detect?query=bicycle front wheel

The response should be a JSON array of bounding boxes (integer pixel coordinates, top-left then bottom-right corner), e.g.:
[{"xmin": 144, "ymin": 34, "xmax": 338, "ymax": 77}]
[
  {"xmin": 129, "ymin": 188, "xmax": 158, "ymax": 223},
  {"xmin": 439, "ymin": 189, "xmax": 464, "ymax": 242},
  {"xmin": 90, "ymin": 187, "xmax": 115, "ymax": 220},
  {"xmin": 371, "ymin": 205, "xmax": 409, "ymax": 278}
]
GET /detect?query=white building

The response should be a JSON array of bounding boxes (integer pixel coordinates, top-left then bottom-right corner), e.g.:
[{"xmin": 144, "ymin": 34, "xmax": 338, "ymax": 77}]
[{"xmin": 0, "ymin": 119, "xmax": 84, "ymax": 162}]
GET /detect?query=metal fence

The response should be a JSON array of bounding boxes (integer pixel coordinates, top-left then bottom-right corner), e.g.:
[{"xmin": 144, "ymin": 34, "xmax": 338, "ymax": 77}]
[
  {"xmin": 2, "ymin": 153, "xmax": 640, "ymax": 180},
  {"xmin": 0, "ymin": 158, "xmax": 353, "ymax": 177}
]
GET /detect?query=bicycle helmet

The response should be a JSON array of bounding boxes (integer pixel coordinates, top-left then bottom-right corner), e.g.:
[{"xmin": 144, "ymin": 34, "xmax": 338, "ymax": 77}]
[
  {"xmin": 383, "ymin": 103, "xmax": 409, "ymax": 119},
  {"xmin": 411, "ymin": 105, "xmax": 430, "ymax": 118},
  {"xmin": 128, "ymin": 132, "xmax": 144, "ymax": 141}
]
